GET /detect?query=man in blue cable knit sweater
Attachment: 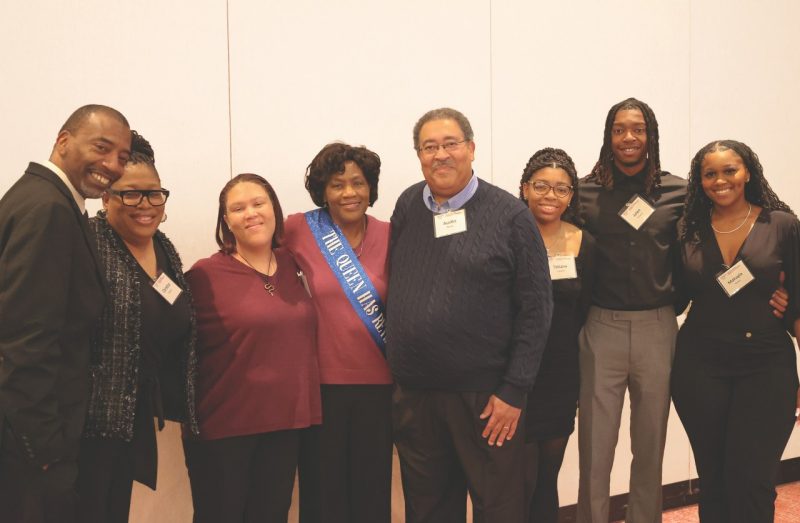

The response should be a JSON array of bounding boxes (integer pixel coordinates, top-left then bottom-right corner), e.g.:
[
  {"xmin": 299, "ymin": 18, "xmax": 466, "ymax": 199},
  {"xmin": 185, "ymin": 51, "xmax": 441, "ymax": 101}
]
[{"xmin": 387, "ymin": 107, "xmax": 553, "ymax": 522}]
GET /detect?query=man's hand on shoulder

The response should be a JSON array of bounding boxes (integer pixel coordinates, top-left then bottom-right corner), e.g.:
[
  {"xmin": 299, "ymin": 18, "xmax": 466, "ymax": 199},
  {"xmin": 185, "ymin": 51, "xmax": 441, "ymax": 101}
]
[{"xmin": 479, "ymin": 395, "xmax": 521, "ymax": 447}]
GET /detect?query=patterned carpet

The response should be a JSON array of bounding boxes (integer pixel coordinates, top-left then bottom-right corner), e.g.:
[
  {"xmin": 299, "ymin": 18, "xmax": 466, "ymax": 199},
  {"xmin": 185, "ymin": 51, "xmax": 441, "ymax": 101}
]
[{"xmin": 613, "ymin": 481, "xmax": 800, "ymax": 523}]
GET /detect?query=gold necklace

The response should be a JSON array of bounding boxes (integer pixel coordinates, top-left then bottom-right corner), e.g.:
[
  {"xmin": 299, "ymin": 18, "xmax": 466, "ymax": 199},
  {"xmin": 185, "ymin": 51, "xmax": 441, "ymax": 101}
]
[
  {"xmin": 236, "ymin": 249, "xmax": 276, "ymax": 296},
  {"xmin": 354, "ymin": 216, "xmax": 367, "ymax": 258},
  {"xmin": 340, "ymin": 216, "xmax": 367, "ymax": 257},
  {"xmin": 711, "ymin": 203, "xmax": 752, "ymax": 234}
]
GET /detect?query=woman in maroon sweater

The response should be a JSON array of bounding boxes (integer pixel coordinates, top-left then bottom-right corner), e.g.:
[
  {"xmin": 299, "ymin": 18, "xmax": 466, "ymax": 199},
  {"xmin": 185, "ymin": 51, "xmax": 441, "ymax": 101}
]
[
  {"xmin": 184, "ymin": 173, "xmax": 320, "ymax": 523},
  {"xmin": 283, "ymin": 143, "xmax": 392, "ymax": 523}
]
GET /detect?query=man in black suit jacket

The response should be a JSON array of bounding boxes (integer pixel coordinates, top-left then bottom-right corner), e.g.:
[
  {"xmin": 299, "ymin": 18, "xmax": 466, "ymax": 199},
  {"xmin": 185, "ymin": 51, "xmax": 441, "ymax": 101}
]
[{"xmin": 0, "ymin": 105, "xmax": 132, "ymax": 523}]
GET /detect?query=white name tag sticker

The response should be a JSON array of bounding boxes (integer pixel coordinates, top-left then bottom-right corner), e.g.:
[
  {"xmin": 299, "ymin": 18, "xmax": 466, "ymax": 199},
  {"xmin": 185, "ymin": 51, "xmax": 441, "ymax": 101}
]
[
  {"xmin": 548, "ymin": 255, "xmax": 578, "ymax": 280},
  {"xmin": 619, "ymin": 194, "xmax": 655, "ymax": 230},
  {"xmin": 716, "ymin": 260, "xmax": 755, "ymax": 297},
  {"xmin": 153, "ymin": 272, "xmax": 183, "ymax": 305},
  {"xmin": 434, "ymin": 209, "xmax": 468, "ymax": 238}
]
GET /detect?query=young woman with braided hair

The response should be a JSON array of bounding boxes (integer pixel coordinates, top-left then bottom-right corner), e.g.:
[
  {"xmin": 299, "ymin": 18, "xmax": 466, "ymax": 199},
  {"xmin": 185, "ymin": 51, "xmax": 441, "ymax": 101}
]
[
  {"xmin": 519, "ymin": 147, "xmax": 596, "ymax": 523},
  {"xmin": 672, "ymin": 140, "xmax": 800, "ymax": 522}
]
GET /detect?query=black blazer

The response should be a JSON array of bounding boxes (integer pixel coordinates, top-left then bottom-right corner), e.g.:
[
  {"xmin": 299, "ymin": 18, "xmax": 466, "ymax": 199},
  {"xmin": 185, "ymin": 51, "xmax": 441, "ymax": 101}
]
[{"xmin": 0, "ymin": 162, "xmax": 106, "ymax": 467}]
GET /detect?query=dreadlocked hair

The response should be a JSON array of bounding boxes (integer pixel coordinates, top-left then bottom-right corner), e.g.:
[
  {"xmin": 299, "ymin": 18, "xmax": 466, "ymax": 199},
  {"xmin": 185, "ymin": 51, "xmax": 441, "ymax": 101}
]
[
  {"xmin": 680, "ymin": 139, "xmax": 794, "ymax": 244},
  {"xmin": 586, "ymin": 97, "xmax": 663, "ymax": 200},
  {"xmin": 518, "ymin": 147, "xmax": 583, "ymax": 226}
]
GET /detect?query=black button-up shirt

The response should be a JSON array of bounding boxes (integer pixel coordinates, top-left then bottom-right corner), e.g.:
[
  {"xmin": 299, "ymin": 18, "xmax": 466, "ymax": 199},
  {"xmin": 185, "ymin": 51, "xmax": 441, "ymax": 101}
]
[{"xmin": 579, "ymin": 167, "xmax": 687, "ymax": 311}]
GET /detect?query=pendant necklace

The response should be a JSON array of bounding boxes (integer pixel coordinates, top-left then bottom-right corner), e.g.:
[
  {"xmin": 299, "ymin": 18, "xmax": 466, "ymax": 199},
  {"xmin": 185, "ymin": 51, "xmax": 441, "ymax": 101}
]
[
  {"xmin": 544, "ymin": 222, "xmax": 567, "ymax": 257},
  {"xmin": 236, "ymin": 249, "xmax": 276, "ymax": 296},
  {"xmin": 355, "ymin": 217, "xmax": 367, "ymax": 257},
  {"xmin": 344, "ymin": 216, "xmax": 367, "ymax": 258},
  {"xmin": 711, "ymin": 203, "xmax": 752, "ymax": 234}
]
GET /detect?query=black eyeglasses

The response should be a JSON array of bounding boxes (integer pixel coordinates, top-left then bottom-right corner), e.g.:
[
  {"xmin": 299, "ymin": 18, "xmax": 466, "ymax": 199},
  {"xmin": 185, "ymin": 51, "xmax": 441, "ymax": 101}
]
[
  {"xmin": 107, "ymin": 189, "xmax": 170, "ymax": 207},
  {"xmin": 527, "ymin": 181, "xmax": 573, "ymax": 199}
]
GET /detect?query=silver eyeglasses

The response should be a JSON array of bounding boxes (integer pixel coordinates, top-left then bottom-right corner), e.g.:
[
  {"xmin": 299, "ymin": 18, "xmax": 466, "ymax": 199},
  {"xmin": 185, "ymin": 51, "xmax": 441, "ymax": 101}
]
[{"xmin": 417, "ymin": 140, "xmax": 468, "ymax": 156}]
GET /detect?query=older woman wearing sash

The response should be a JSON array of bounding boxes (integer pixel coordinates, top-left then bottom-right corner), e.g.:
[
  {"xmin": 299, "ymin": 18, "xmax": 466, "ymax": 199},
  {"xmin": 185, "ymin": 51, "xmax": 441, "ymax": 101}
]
[{"xmin": 284, "ymin": 142, "xmax": 391, "ymax": 523}]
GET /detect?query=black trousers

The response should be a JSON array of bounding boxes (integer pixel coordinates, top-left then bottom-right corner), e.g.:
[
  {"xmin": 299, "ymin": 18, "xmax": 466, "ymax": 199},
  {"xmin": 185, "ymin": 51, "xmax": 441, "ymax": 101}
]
[
  {"xmin": 184, "ymin": 429, "xmax": 301, "ymax": 523},
  {"xmin": 392, "ymin": 385, "xmax": 532, "ymax": 523},
  {"xmin": 0, "ymin": 456, "xmax": 78, "ymax": 523},
  {"xmin": 77, "ymin": 438, "xmax": 138, "ymax": 523},
  {"xmin": 671, "ymin": 327, "xmax": 798, "ymax": 523},
  {"xmin": 0, "ymin": 423, "xmax": 78, "ymax": 523},
  {"xmin": 299, "ymin": 384, "xmax": 393, "ymax": 523},
  {"xmin": 77, "ymin": 401, "xmax": 158, "ymax": 523}
]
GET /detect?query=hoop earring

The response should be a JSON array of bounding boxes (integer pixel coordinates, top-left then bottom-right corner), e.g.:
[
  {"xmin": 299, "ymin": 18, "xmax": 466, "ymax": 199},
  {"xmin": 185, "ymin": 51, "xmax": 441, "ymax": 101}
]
[{"xmin": 161, "ymin": 213, "xmax": 167, "ymax": 223}]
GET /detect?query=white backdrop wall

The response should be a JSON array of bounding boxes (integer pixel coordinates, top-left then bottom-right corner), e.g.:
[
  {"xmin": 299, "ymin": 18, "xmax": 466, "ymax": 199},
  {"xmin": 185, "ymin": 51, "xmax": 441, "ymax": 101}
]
[{"xmin": 2, "ymin": 1, "xmax": 800, "ymax": 520}]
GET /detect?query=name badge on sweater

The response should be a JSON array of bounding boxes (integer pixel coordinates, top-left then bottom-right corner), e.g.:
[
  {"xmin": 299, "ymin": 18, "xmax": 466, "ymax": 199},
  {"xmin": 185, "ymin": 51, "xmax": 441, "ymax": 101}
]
[
  {"xmin": 153, "ymin": 273, "xmax": 182, "ymax": 305},
  {"xmin": 618, "ymin": 194, "xmax": 655, "ymax": 230},
  {"xmin": 434, "ymin": 209, "xmax": 467, "ymax": 238},
  {"xmin": 548, "ymin": 255, "xmax": 577, "ymax": 280},
  {"xmin": 716, "ymin": 260, "xmax": 755, "ymax": 297}
]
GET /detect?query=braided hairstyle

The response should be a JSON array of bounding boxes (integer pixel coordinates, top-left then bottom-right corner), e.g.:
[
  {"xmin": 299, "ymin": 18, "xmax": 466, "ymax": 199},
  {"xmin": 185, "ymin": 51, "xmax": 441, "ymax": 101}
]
[
  {"xmin": 128, "ymin": 130, "xmax": 158, "ymax": 179},
  {"xmin": 586, "ymin": 97, "xmax": 663, "ymax": 199},
  {"xmin": 519, "ymin": 147, "xmax": 583, "ymax": 226},
  {"xmin": 680, "ymin": 140, "xmax": 794, "ymax": 243}
]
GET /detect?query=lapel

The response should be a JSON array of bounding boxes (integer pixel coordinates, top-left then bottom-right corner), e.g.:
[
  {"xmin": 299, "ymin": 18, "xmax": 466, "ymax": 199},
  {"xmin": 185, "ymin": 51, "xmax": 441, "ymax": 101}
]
[{"xmin": 25, "ymin": 162, "xmax": 109, "ymax": 295}]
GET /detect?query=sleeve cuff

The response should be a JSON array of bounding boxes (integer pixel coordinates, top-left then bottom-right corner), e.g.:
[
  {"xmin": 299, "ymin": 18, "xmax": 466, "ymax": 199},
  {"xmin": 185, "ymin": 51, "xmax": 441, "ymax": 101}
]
[{"xmin": 494, "ymin": 382, "xmax": 527, "ymax": 409}]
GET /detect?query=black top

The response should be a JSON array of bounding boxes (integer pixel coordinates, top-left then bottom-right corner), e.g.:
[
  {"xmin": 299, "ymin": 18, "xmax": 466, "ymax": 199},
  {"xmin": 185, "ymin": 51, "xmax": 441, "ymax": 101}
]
[
  {"xmin": 84, "ymin": 215, "xmax": 198, "ymax": 441},
  {"xmin": 386, "ymin": 179, "xmax": 553, "ymax": 408},
  {"xmin": 526, "ymin": 230, "xmax": 596, "ymax": 440},
  {"xmin": 579, "ymin": 166, "xmax": 687, "ymax": 311},
  {"xmin": 132, "ymin": 240, "xmax": 192, "ymax": 488},
  {"xmin": 138, "ymin": 239, "xmax": 192, "ymax": 423},
  {"xmin": 679, "ymin": 210, "xmax": 800, "ymax": 336}
]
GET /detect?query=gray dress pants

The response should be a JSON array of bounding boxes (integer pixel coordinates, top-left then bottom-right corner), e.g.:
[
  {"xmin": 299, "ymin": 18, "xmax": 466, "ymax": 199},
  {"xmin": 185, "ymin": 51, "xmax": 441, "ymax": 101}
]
[{"xmin": 577, "ymin": 305, "xmax": 677, "ymax": 523}]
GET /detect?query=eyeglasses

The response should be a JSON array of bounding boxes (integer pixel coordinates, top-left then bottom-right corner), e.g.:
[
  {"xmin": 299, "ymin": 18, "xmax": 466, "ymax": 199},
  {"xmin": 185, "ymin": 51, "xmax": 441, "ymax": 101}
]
[
  {"xmin": 107, "ymin": 189, "xmax": 170, "ymax": 207},
  {"xmin": 417, "ymin": 140, "xmax": 468, "ymax": 156},
  {"xmin": 527, "ymin": 181, "xmax": 573, "ymax": 198}
]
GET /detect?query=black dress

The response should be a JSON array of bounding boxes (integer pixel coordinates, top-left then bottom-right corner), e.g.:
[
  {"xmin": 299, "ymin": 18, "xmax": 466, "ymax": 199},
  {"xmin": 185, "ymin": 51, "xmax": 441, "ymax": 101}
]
[
  {"xmin": 671, "ymin": 209, "xmax": 800, "ymax": 523},
  {"xmin": 526, "ymin": 231, "xmax": 597, "ymax": 440}
]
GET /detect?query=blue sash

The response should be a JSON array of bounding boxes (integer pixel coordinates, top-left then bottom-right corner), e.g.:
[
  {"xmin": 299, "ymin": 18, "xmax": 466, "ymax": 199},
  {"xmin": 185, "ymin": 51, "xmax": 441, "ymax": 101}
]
[{"xmin": 305, "ymin": 209, "xmax": 386, "ymax": 356}]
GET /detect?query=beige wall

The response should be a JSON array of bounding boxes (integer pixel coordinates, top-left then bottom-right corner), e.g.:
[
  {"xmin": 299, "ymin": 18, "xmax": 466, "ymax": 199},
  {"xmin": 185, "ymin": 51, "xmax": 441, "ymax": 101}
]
[{"xmin": 2, "ymin": 1, "xmax": 800, "ymax": 520}]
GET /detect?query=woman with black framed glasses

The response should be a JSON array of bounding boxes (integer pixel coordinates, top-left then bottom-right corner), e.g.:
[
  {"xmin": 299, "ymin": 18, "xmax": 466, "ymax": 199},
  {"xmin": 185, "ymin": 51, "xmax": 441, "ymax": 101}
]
[
  {"xmin": 518, "ymin": 148, "xmax": 596, "ymax": 523},
  {"xmin": 78, "ymin": 131, "xmax": 198, "ymax": 522}
]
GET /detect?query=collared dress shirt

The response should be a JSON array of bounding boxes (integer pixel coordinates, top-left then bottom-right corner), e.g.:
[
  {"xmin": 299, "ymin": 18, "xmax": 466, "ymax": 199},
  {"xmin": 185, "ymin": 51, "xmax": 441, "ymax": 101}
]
[
  {"xmin": 422, "ymin": 173, "xmax": 479, "ymax": 213},
  {"xmin": 578, "ymin": 166, "xmax": 687, "ymax": 311}
]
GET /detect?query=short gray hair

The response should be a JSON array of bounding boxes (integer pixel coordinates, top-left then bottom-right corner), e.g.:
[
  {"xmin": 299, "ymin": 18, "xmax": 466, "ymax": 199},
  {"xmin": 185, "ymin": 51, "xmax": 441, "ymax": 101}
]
[{"xmin": 412, "ymin": 107, "xmax": 474, "ymax": 150}]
